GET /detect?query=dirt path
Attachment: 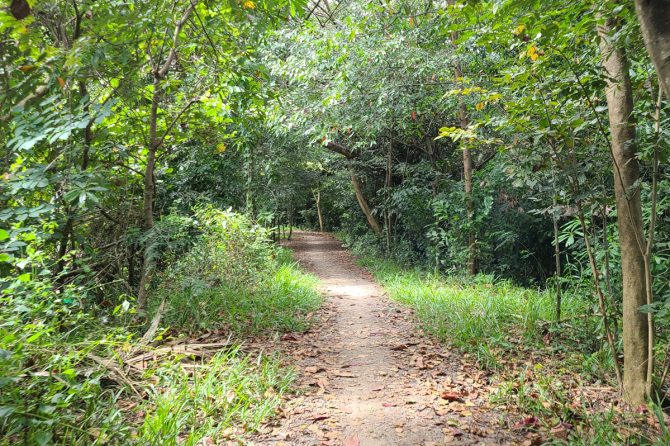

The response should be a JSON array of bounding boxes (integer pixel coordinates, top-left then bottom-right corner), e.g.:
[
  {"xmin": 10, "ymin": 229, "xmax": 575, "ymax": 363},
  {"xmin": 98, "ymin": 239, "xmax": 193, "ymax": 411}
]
[{"xmin": 251, "ymin": 232, "xmax": 520, "ymax": 446}]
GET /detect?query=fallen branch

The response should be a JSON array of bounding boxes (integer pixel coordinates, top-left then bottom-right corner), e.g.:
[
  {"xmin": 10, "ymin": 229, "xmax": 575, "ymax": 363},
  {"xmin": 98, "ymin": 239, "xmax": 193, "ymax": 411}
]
[{"xmin": 86, "ymin": 352, "xmax": 142, "ymax": 398}]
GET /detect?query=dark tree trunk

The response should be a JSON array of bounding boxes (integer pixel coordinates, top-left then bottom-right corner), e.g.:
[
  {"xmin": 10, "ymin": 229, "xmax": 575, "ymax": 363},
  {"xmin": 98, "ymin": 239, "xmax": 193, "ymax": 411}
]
[{"xmin": 634, "ymin": 1, "xmax": 670, "ymax": 98}]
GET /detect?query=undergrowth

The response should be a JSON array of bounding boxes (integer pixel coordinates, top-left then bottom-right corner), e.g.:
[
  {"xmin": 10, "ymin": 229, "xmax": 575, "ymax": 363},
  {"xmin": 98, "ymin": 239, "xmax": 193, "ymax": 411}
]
[{"xmin": 1, "ymin": 208, "xmax": 320, "ymax": 445}]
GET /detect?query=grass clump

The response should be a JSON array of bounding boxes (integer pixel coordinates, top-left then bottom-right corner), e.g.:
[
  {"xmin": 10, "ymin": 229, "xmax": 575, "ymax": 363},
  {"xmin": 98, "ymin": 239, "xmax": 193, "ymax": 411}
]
[{"xmin": 133, "ymin": 347, "xmax": 295, "ymax": 446}]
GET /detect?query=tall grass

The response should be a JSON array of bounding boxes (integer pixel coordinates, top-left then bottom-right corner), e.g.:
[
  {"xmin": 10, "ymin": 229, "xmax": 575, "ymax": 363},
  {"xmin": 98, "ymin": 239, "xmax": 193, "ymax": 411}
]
[
  {"xmin": 134, "ymin": 347, "xmax": 295, "ymax": 446},
  {"xmin": 358, "ymin": 257, "xmax": 613, "ymax": 377}
]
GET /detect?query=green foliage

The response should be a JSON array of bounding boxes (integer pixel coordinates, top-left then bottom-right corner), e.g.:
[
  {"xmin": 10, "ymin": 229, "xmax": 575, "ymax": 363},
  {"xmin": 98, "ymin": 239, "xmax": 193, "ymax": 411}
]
[{"xmin": 152, "ymin": 208, "xmax": 323, "ymax": 333}]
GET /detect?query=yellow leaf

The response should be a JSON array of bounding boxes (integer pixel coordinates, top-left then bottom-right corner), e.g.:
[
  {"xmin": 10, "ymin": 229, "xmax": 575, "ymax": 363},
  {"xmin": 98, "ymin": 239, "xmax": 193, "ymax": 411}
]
[
  {"xmin": 243, "ymin": 0, "xmax": 255, "ymax": 9},
  {"xmin": 217, "ymin": 144, "xmax": 226, "ymax": 153},
  {"xmin": 515, "ymin": 25, "xmax": 525, "ymax": 35},
  {"xmin": 475, "ymin": 102, "xmax": 484, "ymax": 111},
  {"xmin": 530, "ymin": 52, "xmax": 538, "ymax": 61},
  {"xmin": 409, "ymin": 17, "xmax": 413, "ymax": 27},
  {"xmin": 57, "ymin": 77, "xmax": 65, "ymax": 87},
  {"xmin": 19, "ymin": 65, "xmax": 36, "ymax": 73}
]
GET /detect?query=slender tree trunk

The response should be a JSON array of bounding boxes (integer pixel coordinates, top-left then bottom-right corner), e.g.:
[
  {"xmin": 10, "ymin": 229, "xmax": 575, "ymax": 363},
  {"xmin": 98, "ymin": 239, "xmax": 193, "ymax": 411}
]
[
  {"xmin": 385, "ymin": 137, "xmax": 393, "ymax": 251},
  {"xmin": 551, "ymin": 167, "xmax": 562, "ymax": 321},
  {"xmin": 128, "ymin": 244, "xmax": 136, "ymax": 288},
  {"xmin": 288, "ymin": 205, "xmax": 294, "ymax": 239},
  {"xmin": 426, "ymin": 136, "xmax": 441, "ymax": 273},
  {"xmin": 634, "ymin": 1, "xmax": 670, "ymax": 99},
  {"xmin": 136, "ymin": 78, "xmax": 160, "ymax": 314},
  {"xmin": 448, "ymin": 0, "xmax": 476, "ymax": 275},
  {"xmin": 455, "ymin": 62, "xmax": 475, "ymax": 275},
  {"xmin": 316, "ymin": 188, "xmax": 324, "ymax": 232},
  {"xmin": 136, "ymin": 4, "xmax": 195, "ymax": 314},
  {"xmin": 602, "ymin": 208, "xmax": 619, "ymax": 345},
  {"xmin": 247, "ymin": 145, "xmax": 254, "ymax": 218},
  {"xmin": 598, "ymin": 16, "xmax": 650, "ymax": 406},
  {"xmin": 553, "ymin": 212, "xmax": 562, "ymax": 321},
  {"xmin": 578, "ymin": 210, "xmax": 625, "ymax": 389},
  {"xmin": 350, "ymin": 167, "xmax": 381, "ymax": 235}
]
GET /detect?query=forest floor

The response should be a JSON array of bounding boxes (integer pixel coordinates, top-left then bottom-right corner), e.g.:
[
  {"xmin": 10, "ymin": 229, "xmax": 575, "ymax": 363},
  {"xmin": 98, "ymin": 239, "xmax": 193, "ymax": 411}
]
[{"xmin": 249, "ymin": 232, "xmax": 528, "ymax": 446}]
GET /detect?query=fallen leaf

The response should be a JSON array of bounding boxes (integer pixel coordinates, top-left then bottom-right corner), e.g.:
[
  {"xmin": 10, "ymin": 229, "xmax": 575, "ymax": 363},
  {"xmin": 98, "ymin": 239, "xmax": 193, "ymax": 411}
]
[
  {"xmin": 371, "ymin": 386, "xmax": 385, "ymax": 391},
  {"xmin": 338, "ymin": 405, "xmax": 353, "ymax": 414},
  {"xmin": 416, "ymin": 356, "xmax": 425, "ymax": 369},
  {"xmin": 391, "ymin": 345, "xmax": 408, "ymax": 351},
  {"xmin": 226, "ymin": 389, "xmax": 235, "ymax": 403},
  {"xmin": 309, "ymin": 414, "xmax": 330, "ymax": 421},
  {"xmin": 513, "ymin": 416, "xmax": 541, "ymax": 430},
  {"xmin": 342, "ymin": 433, "xmax": 359, "ymax": 446},
  {"xmin": 443, "ymin": 426, "xmax": 463, "ymax": 436},
  {"xmin": 634, "ymin": 404, "xmax": 648, "ymax": 414},
  {"xmin": 440, "ymin": 392, "xmax": 463, "ymax": 401},
  {"xmin": 282, "ymin": 334, "xmax": 298, "ymax": 341},
  {"xmin": 550, "ymin": 426, "xmax": 568, "ymax": 440},
  {"xmin": 382, "ymin": 402, "xmax": 397, "ymax": 407}
]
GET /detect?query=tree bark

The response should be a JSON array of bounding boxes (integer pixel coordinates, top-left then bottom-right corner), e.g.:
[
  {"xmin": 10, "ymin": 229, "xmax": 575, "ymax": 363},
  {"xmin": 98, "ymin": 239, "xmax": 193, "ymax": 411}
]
[
  {"xmin": 455, "ymin": 62, "xmax": 475, "ymax": 275},
  {"xmin": 136, "ymin": 3, "xmax": 196, "ymax": 314},
  {"xmin": 350, "ymin": 167, "xmax": 381, "ymax": 235},
  {"xmin": 448, "ymin": 0, "xmax": 476, "ymax": 275},
  {"xmin": 634, "ymin": 1, "xmax": 670, "ymax": 98},
  {"xmin": 385, "ymin": 137, "xmax": 393, "ymax": 251},
  {"xmin": 598, "ymin": 16, "xmax": 650, "ymax": 406},
  {"xmin": 426, "ymin": 136, "xmax": 441, "ymax": 273},
  {"xmin": 136, "ymin": 77, "xmax": 160, "ymax": 313},
  {"xmin": 316, "ymin": 188, "xmax": 324, "ymax": 232},
  {"xmin": 247, "ymin": 145, "xmax": 255, "ymax": 218}
]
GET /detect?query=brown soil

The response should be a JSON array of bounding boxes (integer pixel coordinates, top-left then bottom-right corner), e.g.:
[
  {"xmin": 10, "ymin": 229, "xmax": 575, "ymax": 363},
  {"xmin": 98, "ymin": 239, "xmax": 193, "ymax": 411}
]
[{"xmin": 250, "ymin": 232, "xmax": 525, "ymax": 446}]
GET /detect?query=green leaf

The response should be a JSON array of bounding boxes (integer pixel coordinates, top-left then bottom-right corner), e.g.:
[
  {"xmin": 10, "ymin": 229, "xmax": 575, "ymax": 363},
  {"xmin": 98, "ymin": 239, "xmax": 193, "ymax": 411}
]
[
  {"xmin": 0, "ymin": 229, "xmax": 8, "ymax": 241},
  {"xmin": 34, "ymin": 432, "xmax": 53, "ymax": 446},
  {"xmin": 0, "ymin": 405, "xmax": 18, "ymax": 418}
]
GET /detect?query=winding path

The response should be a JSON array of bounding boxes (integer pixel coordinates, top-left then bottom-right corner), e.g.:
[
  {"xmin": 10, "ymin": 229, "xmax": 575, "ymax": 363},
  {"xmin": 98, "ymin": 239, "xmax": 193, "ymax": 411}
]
[{"xmin": 252, "ymin": 232, "xmax": 518, "ymax": 446}]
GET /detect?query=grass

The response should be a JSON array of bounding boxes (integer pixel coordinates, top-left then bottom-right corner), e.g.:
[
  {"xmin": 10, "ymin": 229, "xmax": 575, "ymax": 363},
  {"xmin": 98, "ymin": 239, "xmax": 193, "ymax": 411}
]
[
  {"xmin": 357, "ymin": 257, "xmax": 599, "ymax": 372},
  {"xmin": 132, "ymin": 347, "xmax": 296, "ymax": 446},
  {"xmin": 161, "ymin": 257, "xmax": 323, "ymax": 334}
]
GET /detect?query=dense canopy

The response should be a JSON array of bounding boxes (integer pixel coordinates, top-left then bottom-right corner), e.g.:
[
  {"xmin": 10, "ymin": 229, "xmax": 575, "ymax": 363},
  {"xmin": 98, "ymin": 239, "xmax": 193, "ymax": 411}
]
[{"xmin": 3, "ymin": 0, "xmax": 670, "ymax": 444}]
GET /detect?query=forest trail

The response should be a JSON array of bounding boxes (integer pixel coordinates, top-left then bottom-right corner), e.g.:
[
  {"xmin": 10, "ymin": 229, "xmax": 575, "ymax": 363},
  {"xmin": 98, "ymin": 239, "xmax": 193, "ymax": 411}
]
[{"xmin": 252, "ymin": 232, "xmax": 521, "ymax": 446}]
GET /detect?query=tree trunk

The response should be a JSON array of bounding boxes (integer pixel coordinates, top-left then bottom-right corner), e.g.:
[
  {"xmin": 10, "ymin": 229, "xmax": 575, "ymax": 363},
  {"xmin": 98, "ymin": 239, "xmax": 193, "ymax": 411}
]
[
  {"xmin": 247, "ymin": 145, "xmax": 254, "ymax": 218},
  {"xmin": 385, "ymin": 137, "xmax": 393, "ymax": 251},
  {"xmin": 316, "ymin": 188, "xmax": 324, "ymax": 232},
  {"xmin": 455, "ymin": 62, "xmax": 476, "ymax": 275},
  {"xmin": 136, "ymin": 78, "xmax": 160, "ymax": 314},
  {"xmin": 634, "ymin": 1, "xmax": 670, "ymax": 98},
  {"xmin": 598, "ymin": 16, "xmax": 650, "ymax": 406},
  {"xmin": 288, "ymin": 205, "xmax": 294, "ymax": 239},
  {"xmin": 350, "ymin": 167, "xmax": 381, "ymax": 235},
  {"xmin": 551, "ymin": 167, "xmax": 562, "ymax": 321},
  {"xmin": 136, "ymin": 4, "xmax": 195, "ymax": 314},
  {"xmin": 426, "ymin": 136, "xmax": 441, "ymax": 272},
  {"xmin": 448, "ymin": 0, "xmax": 476, "ymax": 275}
]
